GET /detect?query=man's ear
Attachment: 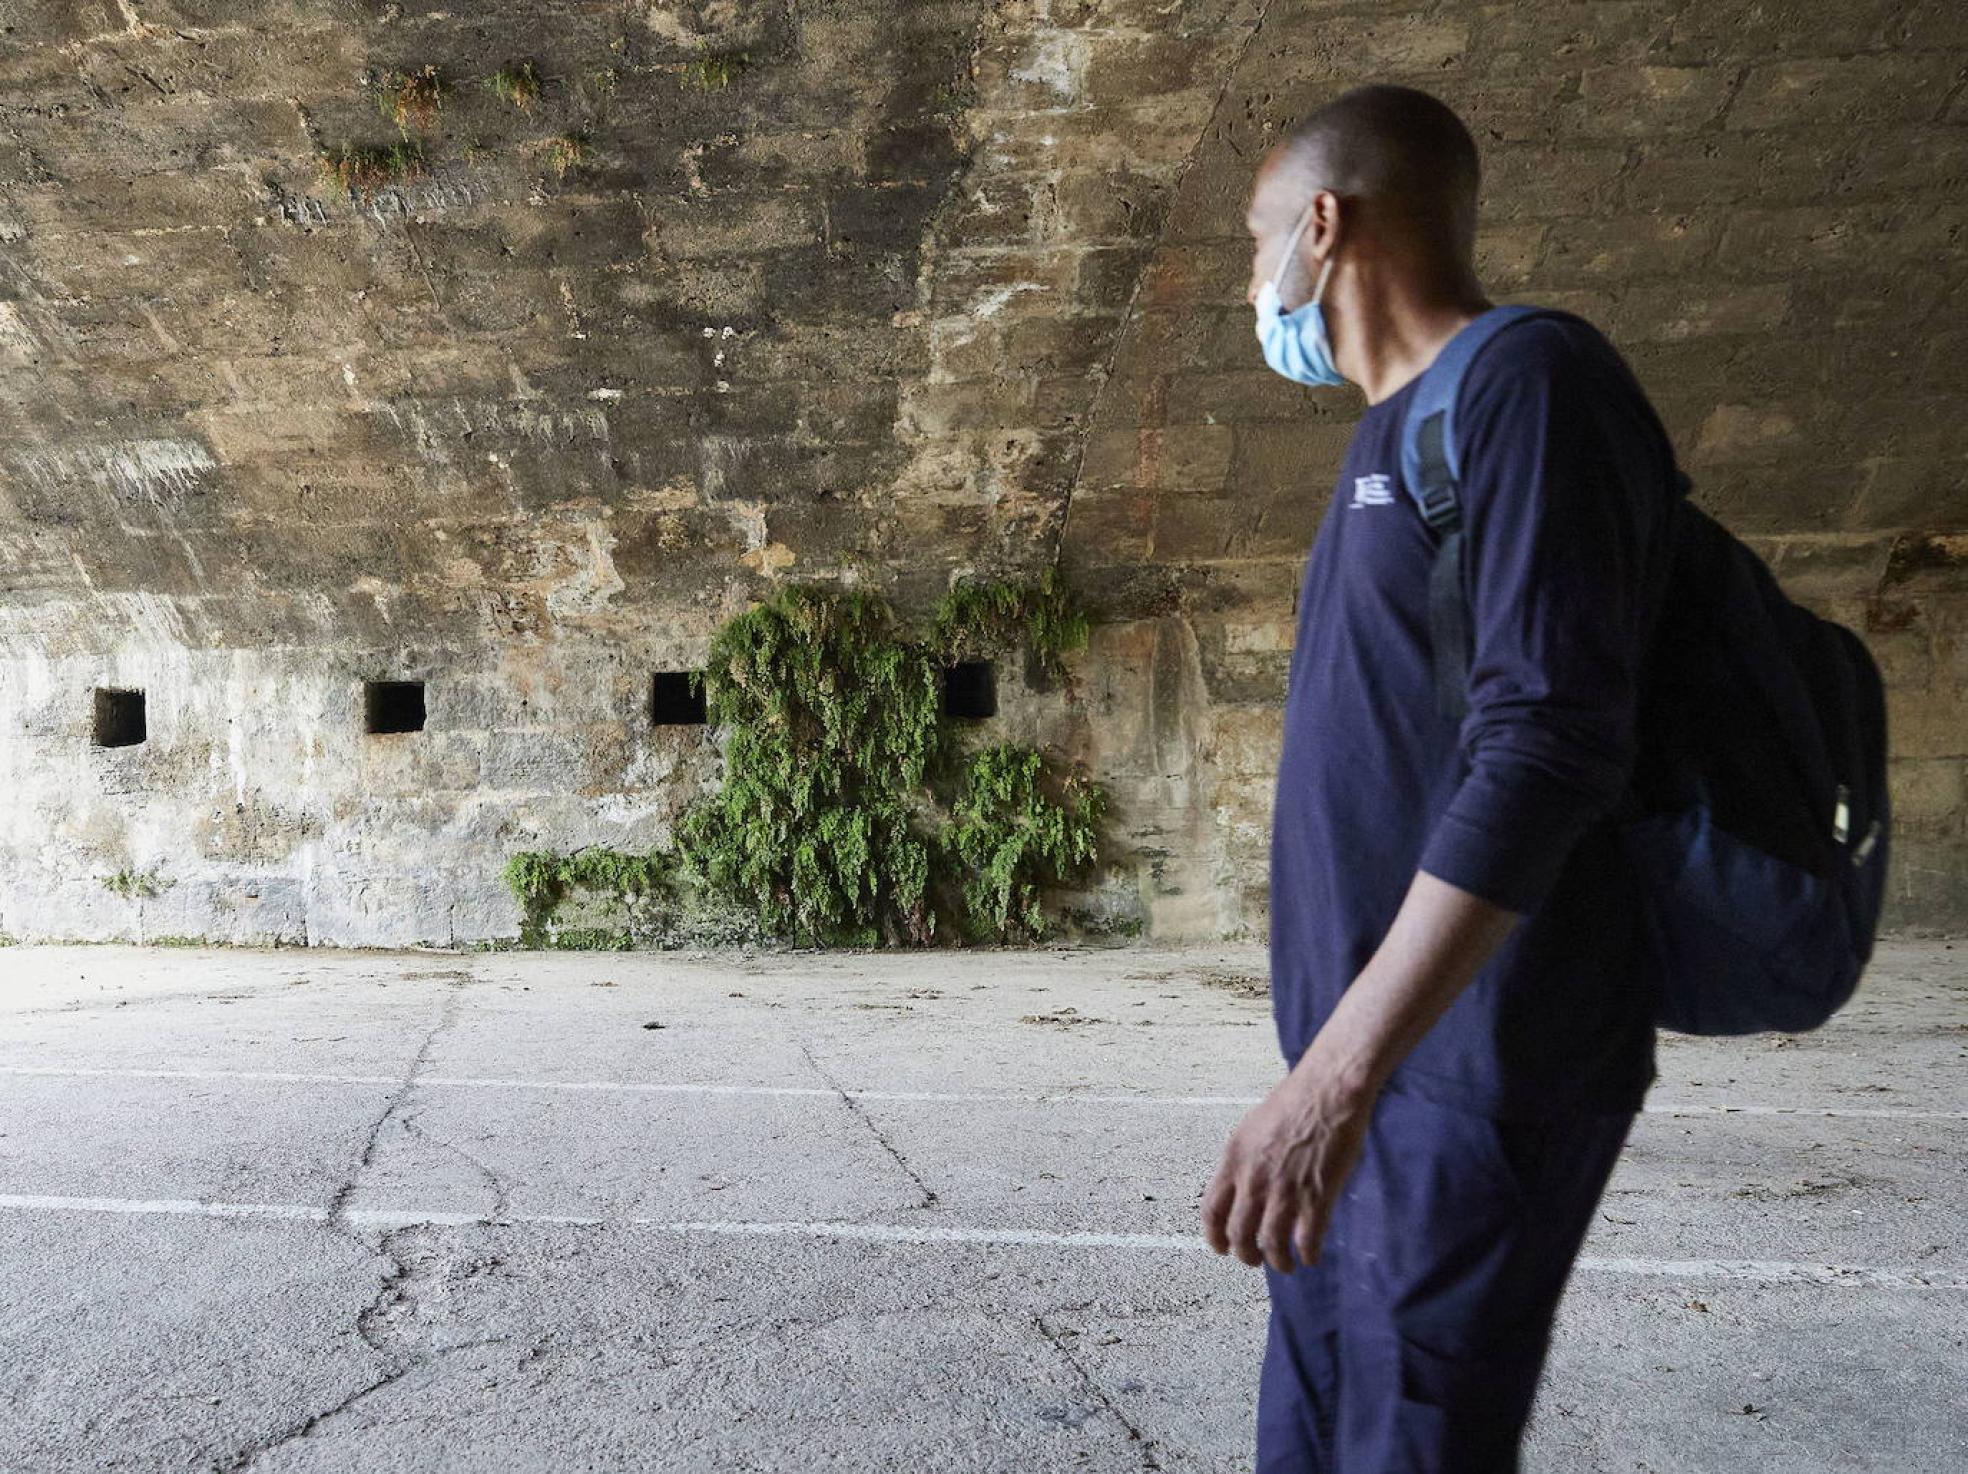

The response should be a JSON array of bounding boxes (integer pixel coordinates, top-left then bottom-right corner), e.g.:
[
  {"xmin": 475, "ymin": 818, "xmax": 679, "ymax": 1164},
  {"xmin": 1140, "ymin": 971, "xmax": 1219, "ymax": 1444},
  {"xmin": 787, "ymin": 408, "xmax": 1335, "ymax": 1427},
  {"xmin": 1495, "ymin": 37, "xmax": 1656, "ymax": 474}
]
[{"xmin": 1305, "ymin": 189, "xmax": 1344, "ymax": 267}]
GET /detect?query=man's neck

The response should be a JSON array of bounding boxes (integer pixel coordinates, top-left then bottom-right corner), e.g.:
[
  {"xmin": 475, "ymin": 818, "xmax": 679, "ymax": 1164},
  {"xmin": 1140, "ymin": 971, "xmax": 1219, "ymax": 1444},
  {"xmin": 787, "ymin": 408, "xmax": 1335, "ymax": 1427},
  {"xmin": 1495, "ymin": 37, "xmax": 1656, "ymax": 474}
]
[{"xmin": 1351, "ymin": 277, "xmax": 1492, "ymax": 406}]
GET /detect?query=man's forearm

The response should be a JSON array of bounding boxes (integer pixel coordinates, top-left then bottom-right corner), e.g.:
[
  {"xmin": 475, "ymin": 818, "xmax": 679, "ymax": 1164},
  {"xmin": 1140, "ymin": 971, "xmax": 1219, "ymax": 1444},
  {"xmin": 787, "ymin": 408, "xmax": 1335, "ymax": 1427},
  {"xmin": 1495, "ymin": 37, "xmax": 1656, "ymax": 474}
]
[{"xmin": 1291, "ymin": 868, "xmax": 1523, "ymax": 1100}]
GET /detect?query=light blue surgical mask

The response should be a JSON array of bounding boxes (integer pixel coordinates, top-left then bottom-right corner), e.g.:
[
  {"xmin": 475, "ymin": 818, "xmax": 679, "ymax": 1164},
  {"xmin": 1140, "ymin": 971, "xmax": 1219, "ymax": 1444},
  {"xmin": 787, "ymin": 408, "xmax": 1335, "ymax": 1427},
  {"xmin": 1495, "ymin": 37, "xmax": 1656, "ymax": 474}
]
[{"xmin": 1254, "ymin": 204, "xmax": 1344, "ymax": 387}]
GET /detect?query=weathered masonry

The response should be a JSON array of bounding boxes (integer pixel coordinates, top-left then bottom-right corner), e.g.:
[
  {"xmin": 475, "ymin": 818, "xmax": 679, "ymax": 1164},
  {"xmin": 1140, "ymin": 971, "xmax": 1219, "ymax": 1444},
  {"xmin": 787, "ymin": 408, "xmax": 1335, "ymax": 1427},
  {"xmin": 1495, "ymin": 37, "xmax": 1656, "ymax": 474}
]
[{"xmin": 0, "ymin": 2, "xmax": 1963, "ymax": 946}]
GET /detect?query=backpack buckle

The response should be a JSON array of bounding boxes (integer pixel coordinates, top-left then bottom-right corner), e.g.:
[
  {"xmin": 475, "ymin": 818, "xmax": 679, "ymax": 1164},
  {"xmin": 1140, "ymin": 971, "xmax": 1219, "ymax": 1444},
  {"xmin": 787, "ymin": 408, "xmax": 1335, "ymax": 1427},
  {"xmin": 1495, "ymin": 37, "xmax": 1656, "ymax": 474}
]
[{"xmin": 1416, "ymin": 480, "xmax": 1461, "ymax": 532}]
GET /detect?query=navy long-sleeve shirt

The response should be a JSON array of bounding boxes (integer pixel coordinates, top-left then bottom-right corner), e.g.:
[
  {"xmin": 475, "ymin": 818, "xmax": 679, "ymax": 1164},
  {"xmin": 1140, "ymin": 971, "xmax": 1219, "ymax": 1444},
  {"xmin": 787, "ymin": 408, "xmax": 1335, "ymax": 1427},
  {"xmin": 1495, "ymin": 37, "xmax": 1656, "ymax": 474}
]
[{"xmin": 1268, "ymin": 312, "xmax": 1683, "ymax": 1119}]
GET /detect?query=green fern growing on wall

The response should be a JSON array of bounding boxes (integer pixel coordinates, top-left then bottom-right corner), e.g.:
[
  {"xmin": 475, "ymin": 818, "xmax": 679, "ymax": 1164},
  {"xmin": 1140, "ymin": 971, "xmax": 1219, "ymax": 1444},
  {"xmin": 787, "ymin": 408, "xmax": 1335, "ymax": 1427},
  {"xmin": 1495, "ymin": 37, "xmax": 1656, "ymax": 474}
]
[
  {"xmin": 504, "ymin": 573, "xmax": 1107, "ymax": 949},
  {"xmin": 928, "ymin": 565, "xmax": 1090, "ymax": 681},
  {"xmin": 504, "ymin": 847, "xmax": 673, "ymax": 948},
  {"xmin": 947, "ymin": 743, "xmax": 1105, "ymax": 941},
  {"xmin": 675, "ymin": 586, "xmax": 943, "ymax": 947}
]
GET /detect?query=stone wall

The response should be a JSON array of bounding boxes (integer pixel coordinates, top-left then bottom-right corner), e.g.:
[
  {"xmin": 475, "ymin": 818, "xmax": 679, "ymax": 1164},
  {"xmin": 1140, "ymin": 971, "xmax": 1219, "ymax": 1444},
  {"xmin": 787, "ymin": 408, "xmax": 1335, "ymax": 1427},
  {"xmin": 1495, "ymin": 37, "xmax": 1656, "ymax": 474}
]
[{"xmin": 0, "ymin": 0, "xmax": 1962, "ymax": 945}]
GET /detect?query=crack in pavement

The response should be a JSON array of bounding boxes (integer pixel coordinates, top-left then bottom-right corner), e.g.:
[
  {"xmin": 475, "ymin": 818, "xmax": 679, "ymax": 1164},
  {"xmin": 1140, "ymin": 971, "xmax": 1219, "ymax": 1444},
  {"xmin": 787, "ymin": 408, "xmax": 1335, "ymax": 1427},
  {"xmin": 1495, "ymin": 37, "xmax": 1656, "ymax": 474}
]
[
  {"xmin": 324, "ymin": 971, "xmax": 467, "ymax": 1230},
  {"xmin": 213, "ymin": 1335, "xmax": 510, "ymax": 1474},
  {"xmin": 219, "ymin": 969, "xmax": 481, "ymax": 1471},
  {"xmin": 401, "ymin": 1109, "xmax": 512, "ymax": 1224},
  {"xmin": 213, "ymin": 1365, "xmax": 401, "ymax": 1474},
  {"xmin": 799, "ymin": 1040, "xmax": 940, "ymax": 1211},
  {"xmin": 1035, "ymin": 1312, "xmax": 1164, "ymax": 1469}
]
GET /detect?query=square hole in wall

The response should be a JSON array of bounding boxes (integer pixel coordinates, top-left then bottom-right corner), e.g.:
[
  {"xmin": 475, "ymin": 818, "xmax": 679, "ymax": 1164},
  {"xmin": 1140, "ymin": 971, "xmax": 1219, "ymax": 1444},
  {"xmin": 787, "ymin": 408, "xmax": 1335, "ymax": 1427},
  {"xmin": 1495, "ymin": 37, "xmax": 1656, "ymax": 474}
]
[
  {"xmin": 651, "ymin": 670, "xmax": 707, "ymax": 725},
  {"xmin": 92, "ymin": 687, "xmax": 146, "ymax": 748},
  {"xmin": 942, "ymin": 660, "xmax": 996, "ymax": 720},
  {"xmin": 365, "ymin": 680, "xmax": 426, "ymax": 735}
]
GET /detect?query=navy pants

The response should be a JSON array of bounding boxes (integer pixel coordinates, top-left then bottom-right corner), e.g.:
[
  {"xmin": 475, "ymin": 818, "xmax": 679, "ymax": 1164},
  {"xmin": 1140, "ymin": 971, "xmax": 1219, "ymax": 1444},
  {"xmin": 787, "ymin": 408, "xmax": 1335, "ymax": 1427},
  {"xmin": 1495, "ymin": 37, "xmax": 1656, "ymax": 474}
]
[{"xmin": 1256, "ymin": 1088, "xmax": 1634, "ymax": 1473}]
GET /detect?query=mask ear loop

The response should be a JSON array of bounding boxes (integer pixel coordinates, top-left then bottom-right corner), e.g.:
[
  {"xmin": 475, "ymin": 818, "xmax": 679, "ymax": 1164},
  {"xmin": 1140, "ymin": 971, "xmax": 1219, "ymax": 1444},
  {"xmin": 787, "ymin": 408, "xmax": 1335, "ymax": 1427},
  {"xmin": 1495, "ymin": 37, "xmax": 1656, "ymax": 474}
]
[
  {"xmin": 1268, "ymin": 201, "xmax": 1330, "ymax": 308},
  {"xmin": 1307, "ymin": 251, "xmax": 1336, "ymax": 310}
]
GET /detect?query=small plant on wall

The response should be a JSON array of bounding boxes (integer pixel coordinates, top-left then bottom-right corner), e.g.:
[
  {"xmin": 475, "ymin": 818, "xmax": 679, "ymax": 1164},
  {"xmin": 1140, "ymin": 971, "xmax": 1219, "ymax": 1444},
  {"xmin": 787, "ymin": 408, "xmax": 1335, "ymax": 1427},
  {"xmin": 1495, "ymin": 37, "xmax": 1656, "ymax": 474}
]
[
  {"xmin": 316, "ymin": 140, "xmax": 427, "ymax": 195},
  {"xmin": 543, "ymin": 130, "xmax": 589, "ymax": 178},
  {"xmin": 681, "ymin": 52, "xmax": 749, "ymax": 90},
  {"xmin": 488, "ymin": 60, "xmax": 543, "ymax": 112},
  {"xmin": 378, "ymin": 64, "xmax": 448, "ymax": 131},
  {"xmin": 315, "ymin": 52, "xmax": 621, "ymax": 209},
  {"xmin": 101, "ymin": 864, "xmax": 168, "ymax": 900},
  {"xmin": 504, "ymin": 574, "xmax": 1107, "ymax": 949}
]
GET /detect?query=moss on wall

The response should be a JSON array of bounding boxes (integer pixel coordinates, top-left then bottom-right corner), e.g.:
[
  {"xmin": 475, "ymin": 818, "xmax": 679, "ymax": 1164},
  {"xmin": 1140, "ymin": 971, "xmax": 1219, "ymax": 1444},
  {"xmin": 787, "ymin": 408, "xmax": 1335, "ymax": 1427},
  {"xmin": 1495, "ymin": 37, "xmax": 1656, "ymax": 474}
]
[{"xmin": 100, "ymin": 866, "xmax": 167, "ymax": 901}]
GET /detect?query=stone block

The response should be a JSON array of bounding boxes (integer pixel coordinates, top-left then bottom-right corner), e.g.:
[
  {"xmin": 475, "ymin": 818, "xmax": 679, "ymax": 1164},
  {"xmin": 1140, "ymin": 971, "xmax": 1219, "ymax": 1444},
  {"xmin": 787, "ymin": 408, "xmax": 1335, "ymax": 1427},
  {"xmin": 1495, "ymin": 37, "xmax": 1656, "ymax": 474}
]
[
  {"xmin": 1081, "ymin": 424, "xmax": 1235, "ymax": 494},
  {"xmin": 899, "ymin": 381, "xmax": 1037, "ymax": 436},
  {"xmin": 656, "ymin": 195, "xmax": 824, "ymax": 259},
  {"xmin": 1848, "ymin": 459, "xmax": 1968, "ymax": 535},
  {"xmin": 1479, "ymin": 144, "xmax": 1631, "ymax": 222},
  {"xmin": 1475, "ymin": 222, "xmax": 1547, "ymax": 290},
  {"xmin": 1059, "ymin": 487, "xmax": 1156, "ymax": 563},
  {"xmin": 1265, "ymin": 10, "xmax": 1470, "ymax": 79},
  {"xmin": 1729, "ymin": 54, "xmax": 1966, "ymax": 132},
  {"xmin": 1002, "ymin": 311, "xmax": 1128, "ymax": 378},
  {"xmin": 1760, "ymin": 536, "xmax": 1896, "ymax": 600},
  {"xmin": 1570, "ymin": 65, "xmax": 1739, "ymax": 137},
  {"xmin": 1692, "ymin": 462, "xmax": 1861, "ymax": 535},
  {"xmin": 1138, "ymin": 242, "xmax": 1252, "ymax": 310},
  {"xmin": 1890, "ymin": 759, "xmax": 1968, "ymax": 833},
  {"xmin": 303, "ymin": 871, "xmax": 457, "ymax": 949},
  {"xmin": 1660, "ymin": 0, "xmax": 1915, "ymax": 59},
  {"xmin": 1718, "ymin": 202, "xmax": 1964, "ymax": 276},
  {"xmin": 1885, "ymin": 683, "xmax": 1968, "ymax": 760},
  {"xmin": 1160, "ymin": 369, "xmax": 1318, "ymax": 427},
  {"xmin": 1618, "ymin": 132, "xmax": 1839, "ymax": 213},
  {"xmin": 1534, "ymin": 213, "xmax": 1723, "ymax": 285},
  {"xmin": 142, "ymin": 875, "xmax": 309, "ymax": 946},
  {"xmin": 1691, "ymin": 403, "xmax": 1802, "ymax": 466},
  {"xmin": 1610, "ymin": 282, "xmax": 1792, "ymax": 343},
  {"xmin": 1229, "ymin": 422, "xmax": 1365, "ymax": 494},
  {"xmin": 480, "ymin": 727, "xmax": 613, "ymax": 794},
  {"xmin": 1881, "ymin": 836, "xmax": 1968, "ymax": 931},
  {"xmin": 1864, "ymin": 624, "xmax": 1938, "ymax": 690},
  {"xmin": 1204, "ymin": 704, "xmax": 1286, "ymax": 775},
  {"xmin": 1052, "ymin": 169, "xmax": 1175, "ymax": 245}
]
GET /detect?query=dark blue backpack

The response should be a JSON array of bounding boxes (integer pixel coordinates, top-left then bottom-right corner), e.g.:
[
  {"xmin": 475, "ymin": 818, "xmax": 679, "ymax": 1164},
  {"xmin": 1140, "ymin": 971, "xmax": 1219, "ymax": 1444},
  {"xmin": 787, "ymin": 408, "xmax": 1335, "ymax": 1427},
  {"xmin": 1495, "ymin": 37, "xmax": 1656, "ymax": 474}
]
[{"xmin": 1399, "ymin": 306, "xmax": 1890, "ymax": 1036}]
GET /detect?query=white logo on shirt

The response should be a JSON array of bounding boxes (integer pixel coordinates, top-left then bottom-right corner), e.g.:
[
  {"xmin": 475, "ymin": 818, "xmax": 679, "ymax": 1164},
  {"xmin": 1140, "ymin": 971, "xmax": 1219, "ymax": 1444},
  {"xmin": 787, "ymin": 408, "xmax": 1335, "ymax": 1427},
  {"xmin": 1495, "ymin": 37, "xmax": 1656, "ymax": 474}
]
[{"xmin": 1350, "ymin": 472, "xmax": 1395, "ymax": 508}]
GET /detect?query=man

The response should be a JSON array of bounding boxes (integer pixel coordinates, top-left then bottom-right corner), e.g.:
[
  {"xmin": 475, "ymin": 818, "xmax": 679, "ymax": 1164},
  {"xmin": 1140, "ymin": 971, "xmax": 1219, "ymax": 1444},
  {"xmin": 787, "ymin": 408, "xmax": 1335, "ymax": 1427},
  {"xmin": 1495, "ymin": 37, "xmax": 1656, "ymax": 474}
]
[{"xmin": 1201, "ymin": 85, "xmax": 1684, "ymax": 1470}]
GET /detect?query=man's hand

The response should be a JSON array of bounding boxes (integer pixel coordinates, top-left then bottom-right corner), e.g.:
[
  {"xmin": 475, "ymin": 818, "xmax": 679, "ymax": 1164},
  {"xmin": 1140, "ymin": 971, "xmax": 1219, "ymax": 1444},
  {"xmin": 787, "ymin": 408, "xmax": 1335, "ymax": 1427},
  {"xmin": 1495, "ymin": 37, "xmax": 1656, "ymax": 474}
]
[
  {"xmin": 1200, "ymin": 872, "xmax": 1525, "ymax": 1273},
  {"xmin": 1200, "ymin": 1058, "xmax": 1378, "ymax": 1273}
]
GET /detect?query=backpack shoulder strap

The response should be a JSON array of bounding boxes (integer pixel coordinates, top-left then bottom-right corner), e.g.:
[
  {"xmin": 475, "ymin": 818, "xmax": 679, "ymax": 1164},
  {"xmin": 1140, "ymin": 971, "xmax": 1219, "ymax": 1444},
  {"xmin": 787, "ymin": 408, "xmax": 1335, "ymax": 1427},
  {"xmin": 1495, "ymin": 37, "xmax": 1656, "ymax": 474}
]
[
  {"xmin": 1399, "ymin": 305, "xmax": 1570, "ymax": 718},
  {"xmin": 1398, "ymin": 304, "xmax": 1566, "ymax": 528}
]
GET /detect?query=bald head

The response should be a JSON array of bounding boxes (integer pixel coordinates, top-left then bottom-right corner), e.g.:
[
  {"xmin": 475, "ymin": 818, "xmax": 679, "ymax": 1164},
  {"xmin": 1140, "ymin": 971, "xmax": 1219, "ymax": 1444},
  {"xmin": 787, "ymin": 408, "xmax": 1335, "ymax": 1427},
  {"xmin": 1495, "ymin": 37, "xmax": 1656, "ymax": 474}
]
[{"xmin": 1270, "ymin": 85, "xmax": 1481, "ymax": 264}]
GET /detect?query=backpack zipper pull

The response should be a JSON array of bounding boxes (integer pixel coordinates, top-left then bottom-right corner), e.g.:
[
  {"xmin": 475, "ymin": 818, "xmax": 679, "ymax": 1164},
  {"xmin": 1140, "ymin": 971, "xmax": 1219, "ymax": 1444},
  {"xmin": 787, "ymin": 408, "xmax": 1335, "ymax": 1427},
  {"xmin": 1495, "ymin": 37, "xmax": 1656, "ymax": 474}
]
[{"xmin": 1852, "ymin": 819, "xmax": 1880, "ymax": 868}]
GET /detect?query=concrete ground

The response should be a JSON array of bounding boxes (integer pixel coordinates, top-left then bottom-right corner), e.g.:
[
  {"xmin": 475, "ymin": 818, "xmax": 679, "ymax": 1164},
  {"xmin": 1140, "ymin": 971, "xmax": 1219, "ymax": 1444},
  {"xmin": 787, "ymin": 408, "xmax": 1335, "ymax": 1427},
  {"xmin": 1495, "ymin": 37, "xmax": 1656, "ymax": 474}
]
[{"xmin": 0, "ymin": 940, "xmax": 1963, "ymax": 1474}]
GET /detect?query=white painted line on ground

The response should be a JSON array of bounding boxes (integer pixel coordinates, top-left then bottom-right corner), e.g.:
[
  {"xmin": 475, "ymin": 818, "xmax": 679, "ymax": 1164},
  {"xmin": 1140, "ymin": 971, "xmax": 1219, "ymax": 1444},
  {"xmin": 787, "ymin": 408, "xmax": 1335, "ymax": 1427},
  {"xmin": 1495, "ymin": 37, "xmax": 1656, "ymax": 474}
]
[
  {"xmin": 1641, "ymin": 1101, "xmax": 1968, "ymax": 1122},
  {"xmin": 1, "ymin": 1192, "xmax": 1963, "ymax": 1288},
  {"xmin": 1, "ymin": 1064, "xmax": 1963, "ymax": 1121},
  {"xmin": 1572, "ymin": 1257, "xmax": 1956, "ymax": 1289},
  {"xmin": 0, "ymin": 1194, "xmax": 323, "ymax": 1222},
  {"xmin": 0, "ymin": 1065, "xmax": 403, "ymax": 1088}
]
